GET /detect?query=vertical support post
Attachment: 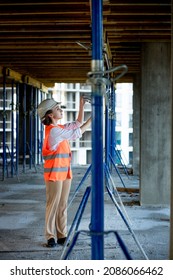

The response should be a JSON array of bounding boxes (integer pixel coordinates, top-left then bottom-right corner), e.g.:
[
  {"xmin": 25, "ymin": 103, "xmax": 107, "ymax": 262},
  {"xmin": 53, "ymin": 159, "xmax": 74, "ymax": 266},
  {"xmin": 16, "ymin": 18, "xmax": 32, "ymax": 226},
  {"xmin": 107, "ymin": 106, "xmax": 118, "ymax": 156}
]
[
  {"xmin": 40, "ymin": 90, "xmax": 44, "ymax": 163},
  {"xmin": 105, "ymin": 100, "xmax": 110, "ymax": 166},
  {"xmin": 29, "ymin": 86, "xmax": 33, "ymax": 169},
  {"xmin": 11, "ymin": 80, "xmax": 15, "ymax": 176},
  {"xmin": 110, "ymin": 83, "xmax": 116, "ymax": 161},
  {"xmin": 16, "ymin": 82, "xmax": 19, "ymax": 175},
  {"xmin": 33, "ymin": 87, "xmax": 37, "ymax": 166},
  {"xmin": 36, "ymin": 88, "xmax": 40, "ymax": 164},
  {"xmin": 23, "ymin": 83, "xmax": 27, "ymax": 173},
  {"xmin": 2, "ymin": 71, "xmax": 6, "ymax": 180},
  {"xmin": 90, "ymin": 0, "xmax": 104, "ymax": 260}
]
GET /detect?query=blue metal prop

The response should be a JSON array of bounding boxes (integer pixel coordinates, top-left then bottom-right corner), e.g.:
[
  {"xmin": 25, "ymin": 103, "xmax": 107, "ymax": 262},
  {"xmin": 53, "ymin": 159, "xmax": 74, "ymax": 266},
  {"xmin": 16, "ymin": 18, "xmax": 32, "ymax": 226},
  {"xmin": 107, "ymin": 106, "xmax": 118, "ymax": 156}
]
[
  {"xmin": 15, "ymin": 83, "xmax": 19, "ymax": 175},
  {"xmin": 109, "ymin": 153, "xmax": 128, "ymax": 190},
  {"xmin": 29, "ymin": 86, "xmax": 33, "ymax": 169},
  {"xmin": 90, "ymin": 0, "xmax": 104, "ymax": 260},
  {"xmin": 110, "ymin": 83, "xmax": 116, "ymax": 161},
  {"xmin": 105, "ymin": 101, "xmax": 110, "ymax": 167},
  {"xmin": 114, "ymin": 147, "xmax": 130, "ymax": 178},
  {"xmin": 11, "ymin": 80, "xmax": 15, "ymax": 176},
  {"xmin": 2, "ymin": 71, "xmax": 6, "ymax": 180},
  {"xmin": 36, "ymin": 89, "xmax": 40, "ymax": 165},
  {"xmin": 23, "ymin": 84, "xmax": 27, "ymax": 173}
]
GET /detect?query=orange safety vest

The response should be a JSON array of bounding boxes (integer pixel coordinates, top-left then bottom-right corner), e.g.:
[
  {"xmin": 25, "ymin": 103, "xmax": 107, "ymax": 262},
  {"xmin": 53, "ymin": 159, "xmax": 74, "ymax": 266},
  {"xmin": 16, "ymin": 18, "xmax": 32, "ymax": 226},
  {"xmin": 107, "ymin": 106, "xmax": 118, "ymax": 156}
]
[{"xmin": 42, "ymin": 124, "xmax": 72, "ymax": 181}]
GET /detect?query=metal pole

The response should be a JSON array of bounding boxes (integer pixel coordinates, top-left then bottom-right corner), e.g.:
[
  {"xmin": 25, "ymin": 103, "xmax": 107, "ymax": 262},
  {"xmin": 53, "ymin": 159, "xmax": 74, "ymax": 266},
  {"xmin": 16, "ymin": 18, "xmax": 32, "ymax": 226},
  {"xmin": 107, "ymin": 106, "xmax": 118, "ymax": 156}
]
[
  {"xmin": 16, "ymin": 82, "xmax": 19, "ymax": 175},
  {"xmin": 29, "ymin": 86, "xmax": 33, "ymax": 169},
  {"xmin": 105, "ymin": 102, "xmax": 110, "ymax": 167},
  {"xmin": 11, "ymin": 80, "xmax": 15, "ymax": 176},
  {"xmin": 40, "ymin": 91, "xmax": 44, "ymax": 163},
  {"xmin": 109, "ymin": 153, "xmax": 127, "ymax": 190},
  {"xmin": 36, "ymin": 89, "xmax": 40, "ymax": 165},
  {"xmin": 33, "ymin": 88, "xmax": 37, "ymax": 166},
  {"xmin": 110, "ymin": 83, "xmax": 116, "ymax": 161},
  {"xmin": 90, "ymin": 0, "xmax": 104, "ymax": 260},
  {"xmin": 23, "ymin": 83, "xmax": 26, "ymax": 173},
  {"xmin": 2, "ymin": 71, "xmax": 6, "ymax": 180}
]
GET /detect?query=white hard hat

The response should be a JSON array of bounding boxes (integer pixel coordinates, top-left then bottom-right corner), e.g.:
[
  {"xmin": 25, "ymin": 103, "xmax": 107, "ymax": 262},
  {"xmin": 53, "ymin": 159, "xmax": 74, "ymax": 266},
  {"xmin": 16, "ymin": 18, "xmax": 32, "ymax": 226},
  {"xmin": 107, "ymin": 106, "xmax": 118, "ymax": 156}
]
[{"xmin": 37, "ymin": 99, "xmax": 61, "ymax": 120}]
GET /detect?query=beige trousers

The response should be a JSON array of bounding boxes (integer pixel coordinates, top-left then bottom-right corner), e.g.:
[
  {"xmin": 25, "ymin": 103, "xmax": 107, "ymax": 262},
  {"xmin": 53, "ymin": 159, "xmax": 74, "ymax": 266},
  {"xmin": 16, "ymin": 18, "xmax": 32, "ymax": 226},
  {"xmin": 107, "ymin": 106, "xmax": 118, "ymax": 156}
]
[{"xmin": 45, "ymin": 179, "xmax": 71, "ymax": 240}]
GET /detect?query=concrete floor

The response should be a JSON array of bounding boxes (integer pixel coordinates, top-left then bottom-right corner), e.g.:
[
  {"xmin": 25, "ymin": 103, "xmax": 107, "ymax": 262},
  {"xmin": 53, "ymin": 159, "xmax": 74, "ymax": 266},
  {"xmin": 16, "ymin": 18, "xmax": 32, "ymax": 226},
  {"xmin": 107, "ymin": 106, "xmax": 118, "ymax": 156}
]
[{"xmin": 0, "ymin": 165, "xmax": 170, "ymax": 260}]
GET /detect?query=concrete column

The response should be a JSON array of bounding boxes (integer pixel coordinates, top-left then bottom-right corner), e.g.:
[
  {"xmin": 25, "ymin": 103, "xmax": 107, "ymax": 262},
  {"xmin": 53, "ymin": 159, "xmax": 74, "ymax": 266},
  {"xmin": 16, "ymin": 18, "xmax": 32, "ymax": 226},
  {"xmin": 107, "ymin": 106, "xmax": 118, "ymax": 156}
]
[
  {"xmin": 133, "ymin": 73, "xmax": 141, "ymax": 176},
  {"xmin": 140, "ymin": 43, "xmax": 171, "ymax": 205}
]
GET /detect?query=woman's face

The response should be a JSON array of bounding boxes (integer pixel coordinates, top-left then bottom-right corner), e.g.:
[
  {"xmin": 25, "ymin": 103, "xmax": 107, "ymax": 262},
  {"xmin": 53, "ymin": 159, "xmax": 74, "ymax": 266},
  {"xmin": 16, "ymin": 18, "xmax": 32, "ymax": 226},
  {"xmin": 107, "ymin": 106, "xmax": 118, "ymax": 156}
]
[{"xmin": 51, "ymin": 105, "xmax": 63, "ymax": 120}]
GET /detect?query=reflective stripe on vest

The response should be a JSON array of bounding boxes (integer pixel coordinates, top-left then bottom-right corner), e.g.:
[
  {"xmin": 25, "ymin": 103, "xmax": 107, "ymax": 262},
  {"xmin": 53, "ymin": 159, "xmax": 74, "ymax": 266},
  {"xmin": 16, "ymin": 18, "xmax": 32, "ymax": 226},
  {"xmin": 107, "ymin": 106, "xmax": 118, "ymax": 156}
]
[
  {"xmin": 44, "ymin": 167, "xmax": 69, "ymax": 173},
  {"xmin": 43, "ymin": 153, "xmax": 70, "ymax": 160}
]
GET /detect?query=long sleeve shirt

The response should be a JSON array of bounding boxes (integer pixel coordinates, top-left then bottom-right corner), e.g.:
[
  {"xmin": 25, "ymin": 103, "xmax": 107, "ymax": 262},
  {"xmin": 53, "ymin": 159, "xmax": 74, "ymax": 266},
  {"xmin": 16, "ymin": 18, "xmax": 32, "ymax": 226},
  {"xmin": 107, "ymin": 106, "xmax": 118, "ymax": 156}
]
[{"xmin": 48, "ymin": 120, "xmax": 82, "ymax": 151}]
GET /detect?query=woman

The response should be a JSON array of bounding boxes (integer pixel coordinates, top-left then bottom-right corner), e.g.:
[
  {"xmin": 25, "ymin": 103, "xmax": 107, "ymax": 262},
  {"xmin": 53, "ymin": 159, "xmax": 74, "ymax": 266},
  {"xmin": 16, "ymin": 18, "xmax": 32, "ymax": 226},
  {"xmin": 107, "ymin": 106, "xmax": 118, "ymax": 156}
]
[{"xmin": 37, "ymin": 96, "xmax": 91, "ymax": 247}]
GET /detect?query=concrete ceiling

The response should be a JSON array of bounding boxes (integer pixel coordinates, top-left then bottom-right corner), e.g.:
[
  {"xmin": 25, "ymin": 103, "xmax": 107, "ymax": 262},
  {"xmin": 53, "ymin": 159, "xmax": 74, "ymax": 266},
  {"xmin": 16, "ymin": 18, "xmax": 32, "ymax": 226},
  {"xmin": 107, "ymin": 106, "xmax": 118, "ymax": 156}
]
[{"xmin": 0, "ymin": 0, "xmax": 171, "ymax": 87}]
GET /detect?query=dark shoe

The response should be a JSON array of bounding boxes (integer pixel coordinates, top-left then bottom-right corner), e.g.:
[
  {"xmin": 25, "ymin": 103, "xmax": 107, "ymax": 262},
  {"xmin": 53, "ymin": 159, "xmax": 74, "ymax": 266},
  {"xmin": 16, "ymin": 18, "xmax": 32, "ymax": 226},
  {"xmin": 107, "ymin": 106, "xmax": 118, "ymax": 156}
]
[
  {"xmin": 47, "ymin": 238, "xmax": 56, "ymax": 247},
  {"xmin": 57, "ymin": 237, "xmax": 66, "ymax": 245}
]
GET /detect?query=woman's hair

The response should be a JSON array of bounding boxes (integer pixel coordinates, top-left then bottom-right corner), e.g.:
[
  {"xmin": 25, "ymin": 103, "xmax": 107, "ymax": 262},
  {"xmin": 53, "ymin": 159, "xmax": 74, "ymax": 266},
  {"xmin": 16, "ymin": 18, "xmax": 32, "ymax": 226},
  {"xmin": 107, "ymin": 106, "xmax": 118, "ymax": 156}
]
[{"xmin": 41, "ymin": 109, "xmax": 53, "ymax": 125}]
